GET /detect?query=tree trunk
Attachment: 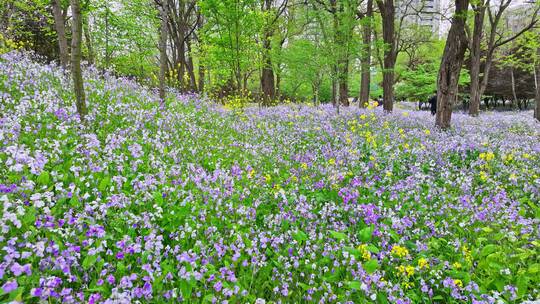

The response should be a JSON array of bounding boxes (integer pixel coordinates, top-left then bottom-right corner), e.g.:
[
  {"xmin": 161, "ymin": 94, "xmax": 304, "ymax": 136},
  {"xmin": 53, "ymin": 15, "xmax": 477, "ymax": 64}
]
[
  {"xmin": 70, "ymin": 0, "xmax": 87, "ymax": 121},
  {"xmin": 510, "ymin": 67, "xmax": 517, "ymax": 106},
  {"xmin": 468, "ymin": 3, "xmax": 487, "ymax": 116},
  {"xmin": 186, "ymin": 38, "xmax": 197, "ymax": 91},
  {"xmin": 52, "ymin": 0, "xmax": 69, "ymax": 69},
  {"xmin": 359, "ymin": 0, "xmax": 373, "ymax": 108},
  {"xmin": 534, "ymin": 47, "xmax": 540, "ymax": 121},
  {"xmin": 261, "ymin": 33, "xmax": 275, "ymax": 105},
  {"xmin": 376, "ymin": 0, "xmax": 396, "ymax": 113},
  {"xmin": 198, "ymin": 61, "xmax": 205, "ymax": 93},
  {"xmin": 339, "ymin": 58, "xmax": 349, "ymax": 106},
  {"xmin": 158, "ymin": 0, "xmax": 169, "ymax": 101},
  {"xmin": 84, "ymin": 15, "xmax": 94, "ymax": 65},
  {"xmin": 436, "ymin": 0, "xmax": 469, "ymax": 129}
]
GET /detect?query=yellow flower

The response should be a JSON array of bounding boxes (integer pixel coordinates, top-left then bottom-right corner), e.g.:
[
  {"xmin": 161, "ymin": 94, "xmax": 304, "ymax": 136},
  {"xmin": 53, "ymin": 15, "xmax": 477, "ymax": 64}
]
[
  {"xmin": 391, "ymin": 245, "xmax": 409, "ymax": 258},
  {"xmin": 424, "ymin": 129, "xmax": 431, "ymax": 135},
  {"xmin": 328, "ymin": 158, "xmax": 336, "ymax": 165},
  {"xmin": 418, "ymin": 258, "xmax": 429, "ymax": 269},
  {"xmin": 402, "ymin": 282, "xmax": 415, "ymax": 289},
  {"xmin": 479, "ymin": 151, "xmax": 495, "ymax": 161},
  {"xmin": 360, "ymin": 114, "xmax": 367, "ymax": 120},
  {"xmin": 454, "ymin": 279, "xmax": 463, "ymax": 288},
  {"xmin": 452, "ymin": 262, "xmax": 462, "ymax": 269},
  {"xmin": 402, "ymin": 112, "xmax": 409, "ymax": 117},
  {"xmin": 248, "ymin": 169, "xmax": 255, "ymax": 178},
  {"xmin": 479, "ymin": 171, "xmax": 488, "ymax": 182},
  {"xmin": 357, "ymin": 244, "xmax": 371, "ymax": 261},
  {"xmin": 405, "ymin": 265, "xmax": 415, "ymax": 277}
]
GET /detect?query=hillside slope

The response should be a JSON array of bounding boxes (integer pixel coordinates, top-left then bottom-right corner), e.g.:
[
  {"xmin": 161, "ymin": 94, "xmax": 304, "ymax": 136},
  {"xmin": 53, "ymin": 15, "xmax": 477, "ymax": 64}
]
[{"xmin": 1, "ymin": 52, "xmax": 540, "ymax": 303}]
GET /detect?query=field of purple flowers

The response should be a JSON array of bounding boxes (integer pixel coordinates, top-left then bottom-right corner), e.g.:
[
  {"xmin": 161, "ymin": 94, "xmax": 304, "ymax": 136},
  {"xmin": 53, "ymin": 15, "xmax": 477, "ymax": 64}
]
[{"xmin": 1, "ymin": 51, "xmax": 539, "ymax": 303}]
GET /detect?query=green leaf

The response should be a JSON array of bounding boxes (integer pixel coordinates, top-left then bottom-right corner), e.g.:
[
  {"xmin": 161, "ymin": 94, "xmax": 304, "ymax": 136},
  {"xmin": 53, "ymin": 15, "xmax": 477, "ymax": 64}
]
[
  {"xmin": 180, "ymin": 279, "xmax": 193, "ymax": 299},
  {"xmin": 359, "ymin": 226, "xmax": 373, "ymax": 243},
  {"xmin": 293, "ymin": 230, "xmax": 308, "ymax": 243},
  {"xmin": 480, "ymin": 244, "xmax": 498, "ymax": 257},
  {"xmin": 367, "ymin": 244, "xmax": 380, "ymax": 253},
  {"xmin": 330, "ymin": 230, "xmax": 347, "ymax": 241},
  {"xmin": 298, "ymin": 283, "xmax": 310, "ymax": 290},
  {"xmin": 98, "ymin": 176, "xmax": 111, "ymax": 192},
  {"xmin": 364, "ymin": 259, "xmax": 379, "ymax": 274},
  {"xmin": 527, "ymin": 263, "xmax": 540, "ymax": 274},
  {"xmin": 153, "ymin": 191, "xmax": 164, "ymax": 205},
  {"xmin": 203, "ymin": 294, "xmax": 215, "ymax": 303},
  {"xmin": 37, "ymin": 171, "xmax": 50, "ymax": 185},
  {"xmin": 82, "ymin": 254, "xmax": 97, "ymax": 270},
  {"xmin": 347, "ymin": 281, "xmax": 362, "ymax": 290}
]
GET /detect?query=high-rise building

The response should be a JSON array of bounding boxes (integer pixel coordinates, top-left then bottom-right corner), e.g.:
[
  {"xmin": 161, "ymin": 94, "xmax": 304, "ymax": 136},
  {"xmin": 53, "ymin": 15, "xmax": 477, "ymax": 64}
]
[
  {"xmin": 396, "ymin": 0, "xmax": 452, "ymax": 39},
  {"xmin": 397, "ymin": 0, "xmax": 538, "ymax": 39}
]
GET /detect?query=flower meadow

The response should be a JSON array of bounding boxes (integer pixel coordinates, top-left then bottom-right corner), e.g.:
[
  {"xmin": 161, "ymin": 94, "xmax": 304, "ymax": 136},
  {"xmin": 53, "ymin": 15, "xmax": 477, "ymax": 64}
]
[{"xmin": 1, "ymin": 52, "xmax": 539, "ymax": 304}]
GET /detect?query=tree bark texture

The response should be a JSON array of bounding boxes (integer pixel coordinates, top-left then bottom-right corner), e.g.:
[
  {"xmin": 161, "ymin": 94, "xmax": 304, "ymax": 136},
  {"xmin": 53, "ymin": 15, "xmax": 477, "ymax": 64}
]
[
  {"xmin": 159, "ymin": 0, "xmax": 169, "ymax": 101},
  {"xmin": 376, "ymin": 0, "xmax": 396, "ymax": 113},
  {"xmin": 52, "ymin": 0, "xmax": 69, "ymax": 69},
  {"xmin": 360, "ymin": 0, "xmax": 373, "ymax": 108},
  {"xmin": 436, "ymin": 0, "xmax": 469, "ymax": 129},
  {"xmin": 468, "ymin": 2, "xmax": 487, "ymax": 116},
  {"xmin": 70, "ymin": 0, "xmax": 88, "ymax": 120},
  {"xmin": 534, "ymin": 47, "xmax": 540, "ymax": 122}
]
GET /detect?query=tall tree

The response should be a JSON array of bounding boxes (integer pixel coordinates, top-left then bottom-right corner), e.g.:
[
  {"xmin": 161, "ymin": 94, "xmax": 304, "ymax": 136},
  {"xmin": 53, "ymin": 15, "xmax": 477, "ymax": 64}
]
[
  {"xmin": 436, "ymin": 0, "xmax": 469, "ymax": 129},
  {"xmin": 84, "ymin": 14, "xmax": 95, "ymax": 65},
  {"xmin": 534, "ymin": 46, "xmax": 540, "ymax": 121},
  {"xmin": 467, "ymin": 0, "xmax": 488, "ymax": 116},
  {"xmin": 70, "ymin": 0, "xmax": 88, "ymax": 120},
  {"xmin": 359, "ymin": 0, "xmax": 372, "ymax": 108},
  {"xmin": 158, "ymin": 0, "xmax": 169, "ymax": 101},
  {"xmin": 260, "ymin": 0, "xmax": 288, "ymax": 105},
  {"xmin": 468, "ymin": 0, "xmax": 539, "ymax": 116},
  {"xmin": 52, "ymin": 0, "xmax": 69, "ymax": 68},
  {"xmin": 376, "ymin": 0, "xmax": 395, "ymax": 112}
]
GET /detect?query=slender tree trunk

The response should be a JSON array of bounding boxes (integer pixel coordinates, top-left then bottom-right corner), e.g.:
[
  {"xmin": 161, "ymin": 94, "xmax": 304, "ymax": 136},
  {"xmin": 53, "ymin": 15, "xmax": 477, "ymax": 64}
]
[
  {"xmin": 339, "ymin": 58, "xmax": 349, "ymax": 106},
  {"xmin": 186, "ymin": 39, "xmax": 197, "ymax": 91},
  {"xmin": 158, "ymin": 0, "xmax": 169, "ymax": 101},
  {"xmin": 510, "ymin": 67, "xmax": 517, "ymax": 106},
  {"xmin": 534, "ymin": 47, "xmax": 540, "ymax": 121},
  {"xmin": 261, "ymin": 33, "xmax": 275, "ymax": 105},
  {"xmin": 198, "ymin": 61, "xmax": 205, "ymax": 93},
  {"xmin": 478, "ymin": 54, "xmax": 492, "ymax": 96},
  {"xmin": 468, "ymin": 3, "xmax": 487, "ymax": 116},
  {"xmin": 312, "ymin": 83, "xmax": 319, "ymax": 106},
  {"xmin": 360, "ymin": 0, "xmax": 373, "ymax": 108},
  {"xmin": 70, "ymin": 0, "xmax": 87, "ymax": 121},
  {"xmin": 436, "ymin": 0, "xmax": 469, "ymax": 129},
  {"xmin": 52, "ymin": 0, "xmax": 69, "ymax": 69},
  {"xmin": 332, "ymin": 74, "xmax": 337, "ymax": 106},
  {"xmin": 376, "ymin": 0, "xmax": 396, "ymax": 113},
  {"xmin": 84, "ymin": 15, "xmax": 94, "ymax": 65}
]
